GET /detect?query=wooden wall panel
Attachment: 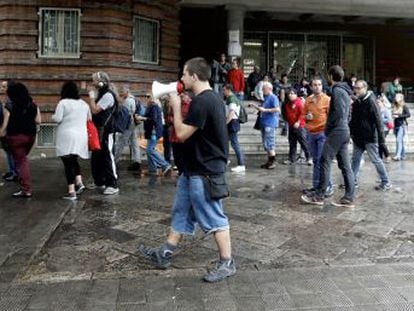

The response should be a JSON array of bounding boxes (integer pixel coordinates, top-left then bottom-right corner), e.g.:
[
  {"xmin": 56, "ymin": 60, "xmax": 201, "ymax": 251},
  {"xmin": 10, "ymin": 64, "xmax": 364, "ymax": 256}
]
[{"xmin": 0, "ymin": 0, "xmax": 181, "ymax": 116}]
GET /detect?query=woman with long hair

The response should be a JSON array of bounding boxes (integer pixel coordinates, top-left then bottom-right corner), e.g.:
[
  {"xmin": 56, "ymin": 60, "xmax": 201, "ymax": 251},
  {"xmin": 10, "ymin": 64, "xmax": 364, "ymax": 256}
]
[
  {"xmin": 52, "ymin": 81, "xmax": 90, "ymax": 200},
  {"xmin": 392, "ymin": 93, "xmax": 411, "ymax": 161},
  {"xmin": 87, "ymin": 71, "xmax": 119, "ymax": 195},
  {"xmin": 0, "ymin": 82, "xmax": 40, "ymax": 197}
]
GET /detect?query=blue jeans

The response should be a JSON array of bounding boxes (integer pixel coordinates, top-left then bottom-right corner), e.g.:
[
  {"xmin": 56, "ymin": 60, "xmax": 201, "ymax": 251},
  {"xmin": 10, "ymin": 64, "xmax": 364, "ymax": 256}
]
[
  {"xmin": 146, "ymin": 138, "xmax": 170, "ymax": 173},
  {"xmin": 307, "ymin": 132, "xmax": 332, "ymax": 189},
  {"xmin": 394, "ymin": 126, "xmax": 407, "ymax": 159},
  {"xmin": 229, "ymin": 131, "xmax": 245, "ymax": 166},
  {"xmin": 316, "ymin": 130, "xmax": 355, "ymax": 201},
  {"xmin": 261, "ymin": 127, "xmax": 276, "ymax": 151},
  {"xmin": 171, "ymin": 175, "xmax": 229, "ymax": 234},
  {"xmin": 352, "ymin": 143, "xmax": 390, "ymax": 185},
  {"xmin": 6, "ymin": 150, "xmax": 17, "ymax": 175}
]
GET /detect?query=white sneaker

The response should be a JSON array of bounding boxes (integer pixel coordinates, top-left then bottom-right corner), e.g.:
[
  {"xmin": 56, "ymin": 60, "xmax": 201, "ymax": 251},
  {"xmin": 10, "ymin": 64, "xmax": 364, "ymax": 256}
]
[
  {"xmin": 103, "ymin": 187, "xmax": 119, "ymax": 195},
  {"xmin": 231, "ymin": 165, "xmax": 246, "ymax": 173}
]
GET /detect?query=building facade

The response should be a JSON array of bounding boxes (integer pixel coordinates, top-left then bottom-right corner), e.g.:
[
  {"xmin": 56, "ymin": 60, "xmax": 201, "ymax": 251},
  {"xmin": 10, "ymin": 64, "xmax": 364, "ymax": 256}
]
[
  {"xmin": 179, "ymin": 1, "xmax": 414, "ymax": 92},
  {"xmin": 0, "ymin": 0, "xmax": 180, "ymax": 147}
]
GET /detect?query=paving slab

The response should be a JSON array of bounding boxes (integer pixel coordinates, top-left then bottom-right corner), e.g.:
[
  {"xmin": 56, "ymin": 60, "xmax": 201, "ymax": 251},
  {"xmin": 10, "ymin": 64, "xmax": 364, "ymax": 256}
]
[{"xmin": 1, "ymin": 158, "xmax": 414, "ymax": 310}]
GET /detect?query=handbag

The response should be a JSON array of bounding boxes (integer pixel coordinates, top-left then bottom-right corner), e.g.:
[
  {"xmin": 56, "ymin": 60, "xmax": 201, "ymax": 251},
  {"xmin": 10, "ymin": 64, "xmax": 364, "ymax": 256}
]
[
  {"xmin": 87, "ymin": 120, "xmax": 101, "ymax": 151},
  {"xmin": 202, "ymin": 174, "xmax": 230, "ymax": 200},
  {"xmin": 253, "ymin": 112, "xmax": 261, "ymax": 130}
]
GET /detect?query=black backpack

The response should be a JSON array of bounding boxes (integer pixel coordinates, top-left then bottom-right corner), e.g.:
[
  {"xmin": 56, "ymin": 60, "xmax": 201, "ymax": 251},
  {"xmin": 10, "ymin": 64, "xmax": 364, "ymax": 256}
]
[{"xmin": 103, "ymin": 91, "xmax": 131, "ymax": 133}]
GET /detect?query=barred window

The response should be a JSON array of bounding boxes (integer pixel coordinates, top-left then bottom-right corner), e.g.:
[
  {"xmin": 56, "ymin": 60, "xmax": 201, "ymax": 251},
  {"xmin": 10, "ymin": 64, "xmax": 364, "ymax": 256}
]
[
  {"xmin": 37, "ymin": 124, "xmax": 56, "ymax": 147},
  {"xmin": 38, "ymin": 8, "xmax": 81, "ymax": 58},
  {"xmin": 133, "ymin": 16, "xmax": 159, "ymax": 64}
]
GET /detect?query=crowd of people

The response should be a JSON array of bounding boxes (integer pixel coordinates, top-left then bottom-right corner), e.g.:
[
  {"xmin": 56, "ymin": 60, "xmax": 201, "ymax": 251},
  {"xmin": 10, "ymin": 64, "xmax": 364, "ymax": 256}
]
[
  {"xmin": 0, "ymin": 55, "xmax": 412, "ymax": 282},
  {"xmin": 210, "ymin": 53, "xmax": 411, "ymax": 207}
]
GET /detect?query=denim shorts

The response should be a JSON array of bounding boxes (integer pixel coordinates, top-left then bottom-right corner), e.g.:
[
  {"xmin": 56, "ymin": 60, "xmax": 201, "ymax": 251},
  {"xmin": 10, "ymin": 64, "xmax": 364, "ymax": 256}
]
[
  {"xmin": 171, "ymin": 175, "xmax": 230, "ymax": 235},
  {"xmin": 261, "ymin": 126, "xmax": 276, "ymax": 151}
]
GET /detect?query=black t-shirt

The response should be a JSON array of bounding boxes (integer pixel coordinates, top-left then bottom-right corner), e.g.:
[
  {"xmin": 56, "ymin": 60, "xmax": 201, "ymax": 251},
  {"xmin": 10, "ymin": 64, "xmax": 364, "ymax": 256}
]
[
  {"xmin": 182, "ymin": 89, "xmax": 228, "ymax": 175},
  {"xmin": 6, "ymin": 101, "xmax": 37, "ymax": 136}
]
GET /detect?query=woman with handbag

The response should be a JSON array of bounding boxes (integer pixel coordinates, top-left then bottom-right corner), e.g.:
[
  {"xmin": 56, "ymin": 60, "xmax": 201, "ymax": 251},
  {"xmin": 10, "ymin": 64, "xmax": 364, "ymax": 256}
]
[
  {"xmin": 0, "ymin": 82, "xmax": 41, "ymax": 198},
  {"xmin": 52, "ymin": 81, "xmax": 90, "ymax": 200}
]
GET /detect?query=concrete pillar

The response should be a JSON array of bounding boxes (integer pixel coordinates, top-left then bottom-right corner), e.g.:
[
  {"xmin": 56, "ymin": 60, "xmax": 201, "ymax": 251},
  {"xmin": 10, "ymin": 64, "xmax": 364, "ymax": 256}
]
[{"xmin": 226, "ymin": 5, "xmax": 245, "ymax": 59}]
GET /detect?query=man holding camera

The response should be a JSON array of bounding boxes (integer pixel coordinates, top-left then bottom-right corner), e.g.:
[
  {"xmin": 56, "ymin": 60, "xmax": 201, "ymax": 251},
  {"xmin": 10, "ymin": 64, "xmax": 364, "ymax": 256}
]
[{"xmin": 138, "ymin": 57, "xmax": 235, "ymax": 282}]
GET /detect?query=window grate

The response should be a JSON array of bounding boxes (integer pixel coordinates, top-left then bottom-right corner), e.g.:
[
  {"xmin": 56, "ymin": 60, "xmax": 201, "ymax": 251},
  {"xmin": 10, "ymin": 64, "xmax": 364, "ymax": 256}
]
[
  {"xmin": 38, "ymin": 8, "xmax": 81, "ymax": 58},
  {"xmin": 133, "ymin": 16, "xmax": 159, "ymax": 64},
  {"xmin": 37, "ymin": 124, "xmax": 56, "ymax": 147}
]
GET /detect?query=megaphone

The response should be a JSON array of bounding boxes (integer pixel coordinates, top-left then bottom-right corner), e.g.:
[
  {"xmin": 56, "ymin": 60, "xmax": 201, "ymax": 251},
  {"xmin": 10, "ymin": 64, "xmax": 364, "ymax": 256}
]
[{"xmin": 152, "ymin": 81, "xmax": 184, "ymax": 99}]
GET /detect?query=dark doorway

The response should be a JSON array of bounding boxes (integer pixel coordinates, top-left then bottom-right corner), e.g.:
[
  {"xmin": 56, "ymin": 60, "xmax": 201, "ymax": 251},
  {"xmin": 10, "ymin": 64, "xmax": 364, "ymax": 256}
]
[{"xmin": 179, "ymin": 6, "xmax": 227, "ymax": 69}]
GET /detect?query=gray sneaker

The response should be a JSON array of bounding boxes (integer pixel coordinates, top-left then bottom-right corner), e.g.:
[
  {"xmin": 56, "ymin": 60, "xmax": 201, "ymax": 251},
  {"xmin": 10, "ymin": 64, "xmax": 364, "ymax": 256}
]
[
  {"xmin": 203, "ymin": 259, "xmax": 236, "ymax": 283},
  {"xmin": 374, "ymin": 183, "xmax": 392, "ymax": 191},
  {"xmin": 137, "ymin": 244, "xmax": 172, "ymax": 269}
]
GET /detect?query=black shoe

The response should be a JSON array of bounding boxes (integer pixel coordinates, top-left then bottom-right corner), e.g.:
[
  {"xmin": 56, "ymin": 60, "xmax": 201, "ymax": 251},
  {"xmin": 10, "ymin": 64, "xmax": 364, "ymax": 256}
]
[
  {"xmin": 2, "ymin": 172, "xmax": 13, "ymax": 179},
  {"xmin": 331, "ymin": 197, "xmax": 355, "ymax": 208},
  {"xmin": 62, "ymin": 192, "xmax": 77, "ymax": 201},
  {"xmin": 260, "ymin": 161, "xmax": 270, "ymax": 169},
  {"xmin": 302, "ymin": 187, "xmax": 316, "ymax": 195},
  {"xmin": 4, "ymin": 173, "xmax": 18, "ymax": 182},
  {"xmin": 12, "ymin": 190, "xmax": 32, "ymax": 198},
  {"xmin": 75, "ymin": 183, "xmax": 86, "ymax": 195},
  {"xmin": 127, "ymin": 162, "xmax": 141, "ymax": 171},
  {"xmin": 266, "ymin": 162, "xmax": 276, "ymax": 169}
]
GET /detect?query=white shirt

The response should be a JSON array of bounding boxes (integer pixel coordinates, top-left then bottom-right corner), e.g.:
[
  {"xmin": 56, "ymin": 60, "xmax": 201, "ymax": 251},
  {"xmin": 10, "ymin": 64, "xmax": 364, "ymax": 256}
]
[
  {"xmin": 228, "ymin": 102, "xmax": 240, "ymax": 120},
  {"xmin": 97, "ymin": 92, "xmax": 115, "ymax": 110},
  {"xmin": 52, "ymin": 99, "xmax": 91, "ymax": 159}
]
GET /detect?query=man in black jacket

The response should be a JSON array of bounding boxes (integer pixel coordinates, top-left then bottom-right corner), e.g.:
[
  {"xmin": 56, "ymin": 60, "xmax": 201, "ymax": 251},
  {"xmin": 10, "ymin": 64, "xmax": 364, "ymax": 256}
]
[
  {"xmin": 301, "ymin": 65, "xmax": 355, "ymax": 208},
  {"xmin": 350, "ymin": 80, "xmax": 391, "ymax": 191}
]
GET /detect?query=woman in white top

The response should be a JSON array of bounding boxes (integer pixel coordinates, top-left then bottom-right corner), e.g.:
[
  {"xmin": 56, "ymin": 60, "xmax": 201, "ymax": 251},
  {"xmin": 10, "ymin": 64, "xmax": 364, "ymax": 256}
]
[{"xmin": 52, "ymin": 81, "xmax": 90, "ymax": 200}]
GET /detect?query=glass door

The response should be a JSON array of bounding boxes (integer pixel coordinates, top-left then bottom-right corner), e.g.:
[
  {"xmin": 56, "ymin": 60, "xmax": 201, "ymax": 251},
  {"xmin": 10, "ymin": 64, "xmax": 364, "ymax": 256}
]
[
  {"xmin": 242, "ymin": 36, "xmax": 266, "ymax": 78},
  {"xmin": 271, "ymin": 34, "xmax": 305, "ymax": 83}
]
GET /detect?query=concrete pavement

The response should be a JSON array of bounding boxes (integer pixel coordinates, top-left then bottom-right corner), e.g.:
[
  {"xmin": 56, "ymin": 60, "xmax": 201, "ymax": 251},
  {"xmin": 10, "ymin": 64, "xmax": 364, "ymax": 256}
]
[{"xmin": 1, "ymin": 156, "xmax": 414, "ymax": 310}]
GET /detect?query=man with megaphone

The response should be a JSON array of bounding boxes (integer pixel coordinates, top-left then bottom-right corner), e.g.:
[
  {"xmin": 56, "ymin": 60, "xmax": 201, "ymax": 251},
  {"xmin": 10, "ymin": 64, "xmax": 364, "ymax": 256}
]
[{"xmin": 138, "ymin": 57, "xmax": 236, "ymax": 283}]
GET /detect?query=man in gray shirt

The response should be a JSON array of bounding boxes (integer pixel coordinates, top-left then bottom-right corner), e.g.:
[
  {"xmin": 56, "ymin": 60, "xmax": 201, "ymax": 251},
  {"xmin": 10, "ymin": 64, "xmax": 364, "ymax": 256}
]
[{"xmin": 114, "ymin": 85, "xmax": 142, "ymax": 173}]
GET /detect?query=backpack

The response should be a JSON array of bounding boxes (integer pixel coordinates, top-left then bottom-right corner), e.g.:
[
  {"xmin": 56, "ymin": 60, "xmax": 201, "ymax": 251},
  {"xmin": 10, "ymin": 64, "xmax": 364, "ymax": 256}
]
[
  {"xmin": 102, "ymin": 91, "xmax": 131, "ymax": 133},
  {"xmin": 238, "ymin": 103, "xmax": 248, "ymax": 124},
  {"xmin": 135, "ymin": 97, "xmax": 146, "ymax": 116},
  {"xmin": 112, "ymin": 104, "xmax": 131, "ymax": 133}
]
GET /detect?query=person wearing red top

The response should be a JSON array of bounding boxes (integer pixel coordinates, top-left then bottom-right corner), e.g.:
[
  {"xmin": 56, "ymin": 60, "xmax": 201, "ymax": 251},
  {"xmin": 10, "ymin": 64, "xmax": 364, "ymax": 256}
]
[
  {"xmin": 284, "ymin": 88, "xmax": 311, "ymax": 165},
  {"xmin": 227, "ymin": 59, "xmax": 245, "ymax": 101}
]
